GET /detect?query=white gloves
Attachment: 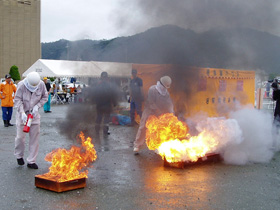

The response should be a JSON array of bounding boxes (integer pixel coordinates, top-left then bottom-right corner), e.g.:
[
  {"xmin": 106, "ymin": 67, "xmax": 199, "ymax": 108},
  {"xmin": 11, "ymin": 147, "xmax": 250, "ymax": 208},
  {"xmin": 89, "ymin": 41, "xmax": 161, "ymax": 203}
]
[
  {"xmin": 32, "ymin": 105, "xmax": 39, "ymax": 117},
  {"xmin": 21, "ymin": 112, "xmax": 27, "ymax": 123}
]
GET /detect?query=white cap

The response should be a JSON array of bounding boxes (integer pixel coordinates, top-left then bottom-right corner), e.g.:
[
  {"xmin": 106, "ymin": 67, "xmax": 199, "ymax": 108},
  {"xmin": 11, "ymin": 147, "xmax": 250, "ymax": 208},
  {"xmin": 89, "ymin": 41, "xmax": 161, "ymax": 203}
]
[
  {"xmin": 160, "ymin": 76, "xmax": 172, "ymax": 89},
  {"xmin": 27, "ymin": 72, "xmax": 40, "ymax": 87}
]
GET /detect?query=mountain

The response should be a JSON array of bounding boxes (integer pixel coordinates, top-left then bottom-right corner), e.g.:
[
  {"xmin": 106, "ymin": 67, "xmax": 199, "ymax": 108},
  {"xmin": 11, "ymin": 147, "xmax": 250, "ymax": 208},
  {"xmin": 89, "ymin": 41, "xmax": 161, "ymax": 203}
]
[{"xmin": 42, "ymin": 25, "xmax": 280, "ymax": 74}]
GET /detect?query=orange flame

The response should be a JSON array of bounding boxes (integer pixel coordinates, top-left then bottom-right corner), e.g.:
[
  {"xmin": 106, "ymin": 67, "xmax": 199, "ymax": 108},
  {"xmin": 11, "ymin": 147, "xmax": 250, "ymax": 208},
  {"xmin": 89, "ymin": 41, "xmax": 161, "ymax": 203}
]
[
  {"xmin": 37, "ymin": 132, "xmax": 97, "ymax": 182},
  {"xmin": 146, "ymin": 113, "xmax": 190, "ymax": 150},
  {"xmin": 146, "ymin": 113, "xmax": 219, "ymax": 163}
]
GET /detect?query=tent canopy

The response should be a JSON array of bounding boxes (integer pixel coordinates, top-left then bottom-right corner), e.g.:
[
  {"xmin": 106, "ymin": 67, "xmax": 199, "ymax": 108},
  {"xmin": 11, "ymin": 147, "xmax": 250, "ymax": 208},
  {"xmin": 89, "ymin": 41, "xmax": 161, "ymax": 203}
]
[{"xmin": 22, "ymin": 59, "xmax": 133, "ymax": 78}]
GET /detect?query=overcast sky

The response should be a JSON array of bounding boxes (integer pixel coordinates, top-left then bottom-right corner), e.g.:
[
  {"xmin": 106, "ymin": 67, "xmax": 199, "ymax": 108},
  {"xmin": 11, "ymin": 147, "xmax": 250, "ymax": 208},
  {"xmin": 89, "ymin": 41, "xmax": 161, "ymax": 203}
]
[
  {"xmin": 41, "ymin": 0, "xmax": 280, "ymax": 43},
  {"xmin": 41, "ymin": 0, "xmax": 124, "ymax": 42}
]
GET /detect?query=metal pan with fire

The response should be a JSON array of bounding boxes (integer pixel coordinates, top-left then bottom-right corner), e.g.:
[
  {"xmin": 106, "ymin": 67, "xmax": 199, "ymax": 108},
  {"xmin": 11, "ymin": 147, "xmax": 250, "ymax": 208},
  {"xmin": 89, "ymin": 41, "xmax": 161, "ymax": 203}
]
[
  {"xmin": 35, "ymin": 132, "xmax": 97, "ymax": 192},
  {"xmin": 145, "ymin": 113, "xmax": 229, "ymax": 168}
]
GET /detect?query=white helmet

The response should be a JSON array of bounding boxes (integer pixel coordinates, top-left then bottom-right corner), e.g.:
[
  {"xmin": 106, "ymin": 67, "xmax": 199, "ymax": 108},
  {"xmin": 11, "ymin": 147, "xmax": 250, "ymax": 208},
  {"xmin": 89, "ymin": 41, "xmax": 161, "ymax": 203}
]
[
  {"xmin": 27, "ymin": 72, "xmax": 40, "ymax": 86},
  {"xmin": 160, "ymin": 76, "xmax": 172, "ymax": 89}
]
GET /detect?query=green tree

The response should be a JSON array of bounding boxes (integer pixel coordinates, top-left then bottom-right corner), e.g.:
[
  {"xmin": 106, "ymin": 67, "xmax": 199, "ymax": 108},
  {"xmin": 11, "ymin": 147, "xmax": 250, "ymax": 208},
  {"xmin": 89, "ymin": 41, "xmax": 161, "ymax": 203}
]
[{"xmin": 9, "ymin": 65, "xmax": 21, "ymax": 81}]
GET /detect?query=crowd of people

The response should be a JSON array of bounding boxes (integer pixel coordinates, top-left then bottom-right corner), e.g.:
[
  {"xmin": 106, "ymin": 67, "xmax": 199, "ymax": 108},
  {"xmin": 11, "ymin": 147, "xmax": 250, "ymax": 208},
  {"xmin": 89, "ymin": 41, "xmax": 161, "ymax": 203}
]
[
  {"xmin": 0, "ymin": 70, "xmax": 174, "ymax": 168},
  {"xmin": 51, "ymin": 80, "xmax": 83, "ymax": 104},
  {"xmin": 2, "ymin": 69, "xmax": 280, "ymax": 169}
]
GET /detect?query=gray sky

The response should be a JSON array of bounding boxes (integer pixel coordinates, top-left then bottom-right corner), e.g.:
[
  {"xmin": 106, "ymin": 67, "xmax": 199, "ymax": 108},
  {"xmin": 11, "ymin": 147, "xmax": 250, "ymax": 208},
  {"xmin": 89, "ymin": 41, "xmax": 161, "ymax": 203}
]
[
  {"xmin": 41, "ymin": 0, "xmax": 128, "ymax": 42},
  {"xmin": 41, "ymin": 0, "xmax": 280, "ymax": 43}
]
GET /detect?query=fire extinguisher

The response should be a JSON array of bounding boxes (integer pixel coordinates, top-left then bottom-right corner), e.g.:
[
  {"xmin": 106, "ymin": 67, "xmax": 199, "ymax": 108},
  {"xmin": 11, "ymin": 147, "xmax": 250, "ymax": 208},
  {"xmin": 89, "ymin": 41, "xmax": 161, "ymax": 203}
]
[{"xmin": 23, "ymin": 114, "xmax": 33, "ymax": 133}]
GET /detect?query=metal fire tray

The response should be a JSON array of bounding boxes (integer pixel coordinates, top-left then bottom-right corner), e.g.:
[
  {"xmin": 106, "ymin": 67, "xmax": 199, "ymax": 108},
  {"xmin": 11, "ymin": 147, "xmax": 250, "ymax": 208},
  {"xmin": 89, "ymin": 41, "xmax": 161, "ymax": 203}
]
[
  {"xmin": 164, "ymin": 153, "xmax": 222, "ymax": 169},
  {"xmin": 35, "ymin": 175, "xmax": 86, "ymax": 193}
]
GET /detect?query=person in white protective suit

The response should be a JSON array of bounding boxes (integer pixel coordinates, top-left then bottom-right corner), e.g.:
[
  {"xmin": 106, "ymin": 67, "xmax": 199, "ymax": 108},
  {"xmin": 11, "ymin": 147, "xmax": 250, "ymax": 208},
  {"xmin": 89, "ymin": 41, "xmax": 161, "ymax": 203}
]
[
  {"xmin": 133, "ymin": 76, "xmax": 174, "ymax": 154},
  {"xmin": 14, "ymin": 72, "xmax": 48, "ymax": 169}
]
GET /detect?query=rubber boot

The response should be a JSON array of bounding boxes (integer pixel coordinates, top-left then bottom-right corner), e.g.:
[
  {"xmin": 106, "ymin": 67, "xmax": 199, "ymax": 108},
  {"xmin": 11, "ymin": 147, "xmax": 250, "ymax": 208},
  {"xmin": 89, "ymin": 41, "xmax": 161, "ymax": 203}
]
[
  {"xmin": 4, "ymin": 120, "xmax": 8, "ymax": 127},
  {"xmin": 8, "ymin": 120, "xmax": 13, "ymax": 126}
]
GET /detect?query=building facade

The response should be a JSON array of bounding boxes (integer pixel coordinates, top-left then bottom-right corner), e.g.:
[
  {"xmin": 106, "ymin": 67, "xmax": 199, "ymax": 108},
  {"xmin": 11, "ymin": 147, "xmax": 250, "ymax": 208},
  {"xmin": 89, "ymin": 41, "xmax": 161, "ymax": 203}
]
[{"xmin": 0, "ymin": 0, "xmax": 40, "ymax": 79}]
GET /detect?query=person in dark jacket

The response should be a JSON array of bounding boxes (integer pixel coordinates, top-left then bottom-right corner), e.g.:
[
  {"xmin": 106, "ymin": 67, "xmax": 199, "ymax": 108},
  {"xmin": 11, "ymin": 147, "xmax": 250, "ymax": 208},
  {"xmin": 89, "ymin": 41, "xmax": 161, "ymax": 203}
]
[
  {"xmin": 94, "ymin": 72, "xmax": 117, "ymax": 136},
  {"xmin": 272, "ymin": 79, "xmax": 280, "ymax": 127},
  {"xmin": 129, "ymin": 69, "xmax": 143, "ymax": 126}
]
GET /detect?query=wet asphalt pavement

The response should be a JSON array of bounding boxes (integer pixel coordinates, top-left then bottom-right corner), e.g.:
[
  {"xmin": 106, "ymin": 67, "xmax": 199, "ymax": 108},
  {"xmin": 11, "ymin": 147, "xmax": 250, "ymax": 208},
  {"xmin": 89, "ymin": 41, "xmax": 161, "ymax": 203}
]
[{"xmin": 0, "ymin": 104, "xmax": 280, "ymax": 210}]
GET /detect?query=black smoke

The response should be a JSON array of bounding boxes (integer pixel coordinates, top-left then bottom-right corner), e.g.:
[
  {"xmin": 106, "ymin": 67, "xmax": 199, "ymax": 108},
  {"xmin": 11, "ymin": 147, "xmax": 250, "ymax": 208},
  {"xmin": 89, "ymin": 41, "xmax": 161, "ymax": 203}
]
[
  {"xmin": 58, "ymin": 78, "xmax": 121, "ymax": 141},
  {"xmin": 115, "ymin": 0, "xmax": 280, "ymax": 38},
  {"xmin": 111, "ymin": 0, "xmax": 280, "ymax": 115}
]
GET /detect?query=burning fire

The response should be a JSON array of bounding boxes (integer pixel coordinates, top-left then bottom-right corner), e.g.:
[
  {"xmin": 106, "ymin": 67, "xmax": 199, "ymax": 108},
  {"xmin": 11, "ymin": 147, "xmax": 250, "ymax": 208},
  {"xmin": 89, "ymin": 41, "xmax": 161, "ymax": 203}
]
[
  {"xmin": 146, "ymin": 113, "xmax": 190, "ymax": 150},
  {"xmin": 37, "ymin": 132, "xmax": 97, "ymax": 182},
  {"xmin": 146, "ymin": 113, "xmax": 219, "ymax": 163}
]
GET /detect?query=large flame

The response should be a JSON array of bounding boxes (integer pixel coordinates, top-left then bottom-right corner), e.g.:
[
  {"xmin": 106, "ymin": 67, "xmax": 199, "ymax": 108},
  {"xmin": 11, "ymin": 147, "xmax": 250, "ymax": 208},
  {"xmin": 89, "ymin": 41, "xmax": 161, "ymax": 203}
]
[
  {"xmin": 37, "ymin": 132, "xmax": 97, "ymax": 182},
  {"xmin": 146, "ymin": 113, "xmax": 219, "ymax": 163},
  {"xmin": 146, "ymin": 113, "xmax": 190, "ymax": 150}
]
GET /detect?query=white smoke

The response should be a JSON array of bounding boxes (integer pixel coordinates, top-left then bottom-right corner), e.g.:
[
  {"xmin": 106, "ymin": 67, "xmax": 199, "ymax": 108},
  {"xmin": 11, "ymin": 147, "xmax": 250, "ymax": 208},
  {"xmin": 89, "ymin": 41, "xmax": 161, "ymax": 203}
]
[
  {"xmin": 224, "ymin": 107, "xmax": 276, "ymax": 165},
  {"xmin": 189, "ymin": 107, "xmax": 278, "ymax": 165},
  {"xmin": 195, "ymin": 117, "xmax": 244, "ymax": 153}
]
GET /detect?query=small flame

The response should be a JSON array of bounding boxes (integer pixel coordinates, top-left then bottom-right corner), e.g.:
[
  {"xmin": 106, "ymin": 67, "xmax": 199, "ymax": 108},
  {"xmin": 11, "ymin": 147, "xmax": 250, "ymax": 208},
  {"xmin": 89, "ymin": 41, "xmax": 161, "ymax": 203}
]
[
  {"xmin": 146, "ymin": 113, "xmax": 219, "ymax": 163},
  {"xmin": 37, "ymin": 132, "xmax": 97, "ymax": 182}
]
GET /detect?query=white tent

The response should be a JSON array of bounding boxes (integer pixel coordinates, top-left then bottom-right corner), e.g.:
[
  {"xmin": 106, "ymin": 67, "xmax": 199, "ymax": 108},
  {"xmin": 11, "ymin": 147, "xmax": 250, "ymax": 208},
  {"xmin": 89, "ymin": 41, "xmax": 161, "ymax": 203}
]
[{"xmin": 22, "ymin": 59, "xmax": 133, "ymax": 78}]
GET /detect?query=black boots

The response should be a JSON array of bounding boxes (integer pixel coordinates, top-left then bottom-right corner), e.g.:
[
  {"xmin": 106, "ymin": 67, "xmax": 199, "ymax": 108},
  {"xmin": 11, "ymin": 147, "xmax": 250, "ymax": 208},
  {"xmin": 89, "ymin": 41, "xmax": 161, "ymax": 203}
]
[
  {"xmin": 17, "ymin": 158, "xmax": 25, "ymax": 165},
  {"xmin": 27, "ymin": 163, "xmax": 38, "ymax": 169},
  {"xmin": 3, "ymin": 120, "xmax": 8, "ymax": 127},
  {"xmin": 3, "ymin": 120, "xmax": 13, "ymax": 127}
]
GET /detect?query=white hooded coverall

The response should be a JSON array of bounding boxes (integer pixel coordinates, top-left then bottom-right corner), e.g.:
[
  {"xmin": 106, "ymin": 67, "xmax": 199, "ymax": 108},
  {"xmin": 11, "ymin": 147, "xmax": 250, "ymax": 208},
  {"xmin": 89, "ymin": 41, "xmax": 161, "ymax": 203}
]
[
  {"xmin": 134, "ymin": 81, "xmax": 174, "ymax": 149},
  {"xmin": 14, "ymin": 79, "xmax": 48, "ymax": 164}
]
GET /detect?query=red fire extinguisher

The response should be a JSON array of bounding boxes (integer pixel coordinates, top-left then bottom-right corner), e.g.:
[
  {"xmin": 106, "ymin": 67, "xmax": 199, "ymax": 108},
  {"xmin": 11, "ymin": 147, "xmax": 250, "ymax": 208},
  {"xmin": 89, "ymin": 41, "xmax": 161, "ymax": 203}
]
[{"xmin": 23, "ymin": 114, "xmax": 33, "ymax": 133}]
